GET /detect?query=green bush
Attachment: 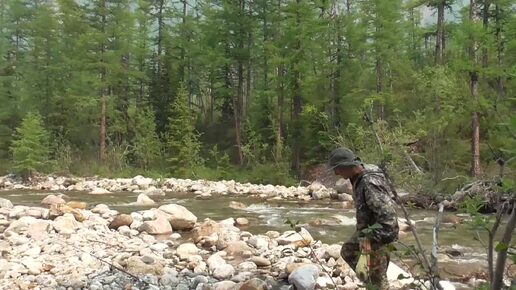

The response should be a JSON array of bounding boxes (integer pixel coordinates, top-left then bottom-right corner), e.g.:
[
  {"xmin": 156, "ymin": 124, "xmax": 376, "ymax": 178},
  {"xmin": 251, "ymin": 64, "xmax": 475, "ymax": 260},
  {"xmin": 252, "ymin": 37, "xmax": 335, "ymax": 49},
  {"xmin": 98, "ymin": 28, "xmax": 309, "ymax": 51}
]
[{"xmin": 10, "ymin": 112, "xmax": 52, "ymax": 178}]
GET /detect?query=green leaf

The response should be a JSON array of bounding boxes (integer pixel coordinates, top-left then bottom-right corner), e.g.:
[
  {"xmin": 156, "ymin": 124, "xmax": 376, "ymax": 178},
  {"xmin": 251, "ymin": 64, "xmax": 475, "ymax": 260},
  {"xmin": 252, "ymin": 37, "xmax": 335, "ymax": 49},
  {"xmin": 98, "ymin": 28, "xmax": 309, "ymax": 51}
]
[{"xmin": 495, "ymin": 242, "xmax": 508, "ymax": 252}]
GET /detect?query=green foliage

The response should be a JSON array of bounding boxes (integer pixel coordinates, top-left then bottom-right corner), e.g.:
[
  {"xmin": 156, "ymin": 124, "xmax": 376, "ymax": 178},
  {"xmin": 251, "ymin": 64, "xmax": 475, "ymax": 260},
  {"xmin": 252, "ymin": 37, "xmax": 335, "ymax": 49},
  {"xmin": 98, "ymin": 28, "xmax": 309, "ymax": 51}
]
[
  {"xmin": 127, "ymin": 101, "xmax": 162, "ymax": 169},
  {"xmin": 166, "ymin": 86, "xmax": 203, "ymax": 176},
  {"xmin": 0, "ymin": 0, "xmax": 514, "ymax": 188},
  {"xmin": 10, "ymin": 112, "xmax": 52, "ymax": 178}
]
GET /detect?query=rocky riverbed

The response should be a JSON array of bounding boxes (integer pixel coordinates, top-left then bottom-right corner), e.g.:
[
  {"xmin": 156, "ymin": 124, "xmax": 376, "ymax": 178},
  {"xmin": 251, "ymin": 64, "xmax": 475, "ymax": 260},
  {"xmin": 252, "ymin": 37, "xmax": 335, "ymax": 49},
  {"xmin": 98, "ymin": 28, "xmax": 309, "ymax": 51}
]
[
  {"xmin": 2, "ymin": 191, "xmax": 499, "ymax": 290},
  {"xmin": 0, "ymin": 196, "xmax": 404, "ymax": 290},
  {"xmin": 0, "ymin": 174, "xmax": 512, "ymax": 289},
  {"xmin": 0, "ymin": 174, "xmax": 349, "ymax": 203}
]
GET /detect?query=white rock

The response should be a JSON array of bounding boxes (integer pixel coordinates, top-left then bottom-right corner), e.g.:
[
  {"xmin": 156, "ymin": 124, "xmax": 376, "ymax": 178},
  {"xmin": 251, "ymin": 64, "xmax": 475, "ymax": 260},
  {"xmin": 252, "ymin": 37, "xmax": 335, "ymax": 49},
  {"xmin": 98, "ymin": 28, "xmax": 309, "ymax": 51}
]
[
  {"xmin": 212, "ymin": 263, "xmax": 235, "ymax": 280},
  {"xmin": 138, "ymin": 217, "xmax": 172, "ymax": 235},
  {"xmin": 136, "ymin": 194, "xmax": 155, "ymax": 205},
  {"xmin": 150, "ymin": 243, "xmax": 168, "ymax": 252},
  {"xmin": 237, "ymin": 261, "xmax": 258, "ymax": 272},
  {"xmin": 247, "ymin": 235, "xmax": 269, "ymax": 250},
  {"xmin": 25, "ymin": 245, "xmax": 41, "ymax": 257},
  {"xmin": 170, "ymin": 233, "xmax": 182, "ymax": 240},
  {"xmin": 80, "ymin": 252, "xmax": 94, "ymax": 265},
  {"xmin": 387, "ymin": 262, "xmax": 414, "ymax": 287},
  {"xmin": 0, "ymin": 198, "xmax": 13, "ymax": 208},
  {"xmin": 90, "ymin": 187, "xmax": 111, "ymax": 195},
  {"xmin": 288, "ymin": 264, "xmax": 319, "ymax": 290},
  {"xmin": 194, "ymin": 262, "xmax": 207, "ymax": 274},
  {"xmin": 131, "ymin": 212, "xmax": 144, "ymax": 222},
  {"xmin": 176, "ymin": 243, "xmax": 200, "ymax": 260},
  {"xmin": 7, "ymin": 233, "xmax": 29, "ymax": 246},
  {"xmin": 235, "ymin": 217, "xmax": 249, "ymax": 226},
  {"xmin": 316, "ymin": 275, "xmax": 334, "ymax": 288},
  {"xmin": 158, "ymin": 204, "xmax": 197, "ymax": 230},
  {"xmin": 219, "ymin": 218, "xmax": 235, "ymax": 226},
  {"xmin": 142, "ymin": 210, "xmax": 156, "ymax": 221},
  {"xmin": 91, "ymin": 204, "xmax": 110, "ymax": 214},
  {"xmin": 53, "ymin": 215, "xmax": 80, "ymax": 234},
  {"xmin": 6, "ymin": 216, "xmax": 38, "ymax": 234},
  {"xmin": 41, "ymin": 194, "xmax": 65, "ymax": 206},
  {"xmin": 118, "ymin": 225, "xmax": 132, "ymax": 236},
  {"xmin": 22, "ymin": 260, "xmax": 42, "ymax": 275},
  {"xmin": 326, "ymin": 244, "xmax": 342, "ymax": 260},
  {"xmin": 207, "ymin": 253, "xmax": 227, "ymax": 270}
]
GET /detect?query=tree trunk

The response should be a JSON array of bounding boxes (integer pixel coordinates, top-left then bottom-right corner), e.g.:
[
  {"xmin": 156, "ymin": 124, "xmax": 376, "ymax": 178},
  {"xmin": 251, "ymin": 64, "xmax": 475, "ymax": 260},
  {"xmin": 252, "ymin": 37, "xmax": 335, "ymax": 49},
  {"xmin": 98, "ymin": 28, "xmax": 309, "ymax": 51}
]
[
  {"xmin": 157, "ymin": 0, "xmax": 164, "ymax": 72},
  {"xmin": 263, "ymin": 0, "xmax": 268, "ymax": 93},
  {"xmin": 274, "ymin": 0, "xmax": 284, "ymax": 162},
  {"xmin": 180, "ymin": 0, "xmax": 187, "ymax": 84},
  {"xmin": 435, "ymin": 0, "xmax": 445, "ymax": 65},
  {"xmin": 495, "ymin": 4, "xmax": 504, "ymax": 101},
  {"xmin": 375, "ymin": 58, "xmax": 383, "ymax": 119},
  {"xmin": 234, "ymin": 0, "xmax": 245, "ymax": 166},
  {"xmin": 99, "ymin": 0, "xmax": 107, "ymax": 164},
  {"xmin": 291, "ymin": 0, "xmax": 302, "ymax": 172},
  {"xmin": 470, "ymin": 0, "xmax": 482, "ymax": 177}
]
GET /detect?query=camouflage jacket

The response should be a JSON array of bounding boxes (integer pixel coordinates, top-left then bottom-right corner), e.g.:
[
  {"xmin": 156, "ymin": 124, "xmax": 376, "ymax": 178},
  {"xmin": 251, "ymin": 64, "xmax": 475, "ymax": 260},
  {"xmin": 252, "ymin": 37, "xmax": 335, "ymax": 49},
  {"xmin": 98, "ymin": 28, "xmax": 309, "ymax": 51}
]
[{"xmin": 351, "ymin": 164, "xmax": 399, "ymax": 245}]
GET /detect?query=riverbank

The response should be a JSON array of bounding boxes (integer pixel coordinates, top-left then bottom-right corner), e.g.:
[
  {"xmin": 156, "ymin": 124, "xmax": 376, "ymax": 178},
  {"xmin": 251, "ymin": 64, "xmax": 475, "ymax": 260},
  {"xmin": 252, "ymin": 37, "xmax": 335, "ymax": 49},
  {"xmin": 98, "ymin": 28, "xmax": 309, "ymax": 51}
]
[
  {"xmin": 0, "ymin": 196, "xmax": 483, "ymax": 290},
  {"xmin": 0, "ymin": 173, "xmax": 466, "ymax": 211}
]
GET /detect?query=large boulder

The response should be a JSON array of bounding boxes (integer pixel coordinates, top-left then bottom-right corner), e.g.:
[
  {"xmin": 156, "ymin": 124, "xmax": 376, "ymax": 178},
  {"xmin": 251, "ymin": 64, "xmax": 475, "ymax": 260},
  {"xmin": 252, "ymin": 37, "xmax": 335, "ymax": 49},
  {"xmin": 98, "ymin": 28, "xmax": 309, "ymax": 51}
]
[
  {"xmin": 5, "ymin": 216, "xmax": 38, "ymax": 234},
  {"xmin": 27, "ymin": 220, "xmax": 52, "ymax": 240},
  {"xmin": 49, "ymin": 204, "xmax": 85, "ymax": 222},
  {"xmin": 0, "ymin": 198, "xmax": 13, "ymax": 209},
  {"xmin": 53, "ymin": 214, "xmax": 80, "ymax": 234},
  {"xmin": 224, "ymin": 241, "xmax": 253, "ymax": 257},
  {"xmin": 139, "ymin": 217, "xmax": 173, "ymax": 235},
  {"xmin": 41, "ymin": 194, "xmax": 66, "ymax": 206},
  {"xmin": 125, "ymin": 256, "xmax": 164, "ymax": 276},
  {"xmin": 335, "ymin": 178, "xmax": 353, "ymax": 194},
  {"xmin": 109, "ymin": 214, "xmax": 133, "ymax": 230},
  {"xmin": 136, "ymin": 194, "xmax": 155, "ymax": 205},
  {"xmin": 91, "ymin": 204, "xmax": 110, "ymax": 215},
  {"xmin": 288, "ymin": 264, "xmax": 319, "ymax": 290},
  {"xmin": 158, "ymin": 204, "xmax": 197, "ymax": 230},
  {"xmin": 207, "ymin": 253, "xmax": 227, "ymax": 271}
]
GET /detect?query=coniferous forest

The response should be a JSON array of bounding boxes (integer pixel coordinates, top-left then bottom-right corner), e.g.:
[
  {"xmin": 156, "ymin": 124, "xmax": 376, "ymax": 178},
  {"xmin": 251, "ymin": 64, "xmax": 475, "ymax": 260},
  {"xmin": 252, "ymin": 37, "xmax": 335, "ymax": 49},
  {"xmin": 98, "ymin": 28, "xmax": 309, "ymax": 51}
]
[{"xmin": 0, "ymin": 0, "xmax": 515, "ymax": 193}]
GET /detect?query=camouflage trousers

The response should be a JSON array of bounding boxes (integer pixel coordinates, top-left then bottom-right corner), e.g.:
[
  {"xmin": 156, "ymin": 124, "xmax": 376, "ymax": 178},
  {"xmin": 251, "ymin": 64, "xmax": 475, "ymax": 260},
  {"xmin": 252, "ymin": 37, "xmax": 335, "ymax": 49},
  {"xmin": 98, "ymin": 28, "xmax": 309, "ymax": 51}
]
[{"xmin": 340, "ymin": 233, "xmax": 390, "ymax": 290}]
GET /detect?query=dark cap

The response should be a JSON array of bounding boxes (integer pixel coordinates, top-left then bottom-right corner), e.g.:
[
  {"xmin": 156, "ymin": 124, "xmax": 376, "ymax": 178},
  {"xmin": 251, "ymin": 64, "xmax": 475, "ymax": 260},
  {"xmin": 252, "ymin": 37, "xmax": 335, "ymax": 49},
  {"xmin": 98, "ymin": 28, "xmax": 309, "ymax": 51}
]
[{"xmin": 327, "ymin": 147, "xmax": 361, "ymax": 171}]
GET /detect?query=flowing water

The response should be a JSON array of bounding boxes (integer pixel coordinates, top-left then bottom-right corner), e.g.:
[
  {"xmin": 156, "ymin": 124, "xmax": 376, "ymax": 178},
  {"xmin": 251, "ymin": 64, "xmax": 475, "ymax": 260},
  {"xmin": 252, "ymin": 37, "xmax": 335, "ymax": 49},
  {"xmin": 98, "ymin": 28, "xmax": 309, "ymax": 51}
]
[{"xmin": 1, "ymin": 190, "xmax": 505, "ymax": 282}]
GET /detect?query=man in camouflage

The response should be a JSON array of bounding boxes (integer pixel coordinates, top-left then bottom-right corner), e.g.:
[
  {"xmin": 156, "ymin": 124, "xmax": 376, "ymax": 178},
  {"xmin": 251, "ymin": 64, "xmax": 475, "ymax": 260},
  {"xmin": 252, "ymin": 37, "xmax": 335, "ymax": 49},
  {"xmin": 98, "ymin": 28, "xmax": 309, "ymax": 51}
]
[{"xmin": 328, "ymin": 147, "xmax": 399, "ymax": 290}]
